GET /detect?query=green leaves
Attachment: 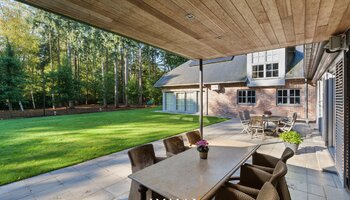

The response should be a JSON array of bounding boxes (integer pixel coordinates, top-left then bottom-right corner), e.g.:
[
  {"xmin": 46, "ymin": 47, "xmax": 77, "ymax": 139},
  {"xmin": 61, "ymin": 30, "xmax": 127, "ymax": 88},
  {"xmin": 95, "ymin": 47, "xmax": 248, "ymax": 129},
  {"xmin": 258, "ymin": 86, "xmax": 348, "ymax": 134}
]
[{"xmin": 279, "ymin": 131, "xmax": 303, "ymax": 145}]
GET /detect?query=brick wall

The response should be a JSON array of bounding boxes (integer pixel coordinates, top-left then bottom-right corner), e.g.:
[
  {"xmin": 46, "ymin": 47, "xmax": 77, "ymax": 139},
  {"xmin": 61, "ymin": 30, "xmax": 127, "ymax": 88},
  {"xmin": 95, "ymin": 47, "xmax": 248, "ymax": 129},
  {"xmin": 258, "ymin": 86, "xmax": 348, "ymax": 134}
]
[
  {"xmin": 161, "ymin": 79, "xmax": 317, "ymax": 121},
  {"xmin": 206, "ymin": 79, "xmax": 316, "ymax": 120}
]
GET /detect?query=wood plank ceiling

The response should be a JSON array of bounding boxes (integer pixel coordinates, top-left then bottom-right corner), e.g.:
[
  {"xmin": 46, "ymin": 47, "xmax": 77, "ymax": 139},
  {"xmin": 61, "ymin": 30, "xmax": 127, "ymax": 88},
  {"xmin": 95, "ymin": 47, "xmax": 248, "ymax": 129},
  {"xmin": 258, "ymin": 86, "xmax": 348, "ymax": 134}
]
[{"xmin": 21, "ymin": 0, "xmax": 350, "ymax": 59}]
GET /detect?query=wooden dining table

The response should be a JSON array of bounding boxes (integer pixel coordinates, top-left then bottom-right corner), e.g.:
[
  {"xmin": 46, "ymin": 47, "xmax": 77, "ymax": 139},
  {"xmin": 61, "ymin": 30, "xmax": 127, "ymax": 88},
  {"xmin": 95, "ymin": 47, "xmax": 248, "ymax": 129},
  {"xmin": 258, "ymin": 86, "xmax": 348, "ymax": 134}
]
[
  {"xmin": 128, "ymin": 144, "xmax": 260, "ymax": 200},
  {"xmin": 262, "ymin": 115, "xmax": 288, "ymax": 133}
]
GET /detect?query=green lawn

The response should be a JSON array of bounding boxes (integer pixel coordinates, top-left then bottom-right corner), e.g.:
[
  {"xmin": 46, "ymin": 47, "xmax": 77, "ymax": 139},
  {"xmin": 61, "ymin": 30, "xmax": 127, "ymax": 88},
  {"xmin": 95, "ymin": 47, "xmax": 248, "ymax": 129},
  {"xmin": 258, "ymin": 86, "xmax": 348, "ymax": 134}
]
[{"xmin": 0, "ymin": 107, "xmax": 227, "ymax": 185}]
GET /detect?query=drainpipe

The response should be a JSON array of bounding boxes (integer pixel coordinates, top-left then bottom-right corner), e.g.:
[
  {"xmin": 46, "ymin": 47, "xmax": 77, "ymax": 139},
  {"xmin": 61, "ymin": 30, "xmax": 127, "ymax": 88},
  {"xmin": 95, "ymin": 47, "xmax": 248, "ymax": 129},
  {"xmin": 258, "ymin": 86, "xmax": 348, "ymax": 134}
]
[
  {"xmin": 305, "ymin": 79, "xmax": 309, "ymax": 120},
  {"xmin": 199, "ymin": 59, "xmax": 204, "ymax": 139}
]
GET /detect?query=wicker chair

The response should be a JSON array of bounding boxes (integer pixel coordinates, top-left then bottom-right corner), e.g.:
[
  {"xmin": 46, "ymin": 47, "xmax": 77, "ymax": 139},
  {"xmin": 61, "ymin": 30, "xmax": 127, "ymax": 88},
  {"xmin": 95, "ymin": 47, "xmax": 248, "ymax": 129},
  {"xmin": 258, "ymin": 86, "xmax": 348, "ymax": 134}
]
[
  {"xmin": 186, "ymin": 130, "xmax": 201, "ymax": 146},
  {"xmin": 128, "ymin": 144, "xmax": 167, "ymax": 200},
  {"xmin": 222, "ymin": 161, "xmax": 287, "ymax": 200},
  {"xmin": 216, "ymin": 182, "xmax": 280, "ymax": 200},
  {"xmin": 250, "ymin": 148, "xmax": 294, "ymax": 200},
  {"xmin": 163, "ymin": 136, "xmax": 191, "ymax": 157}
]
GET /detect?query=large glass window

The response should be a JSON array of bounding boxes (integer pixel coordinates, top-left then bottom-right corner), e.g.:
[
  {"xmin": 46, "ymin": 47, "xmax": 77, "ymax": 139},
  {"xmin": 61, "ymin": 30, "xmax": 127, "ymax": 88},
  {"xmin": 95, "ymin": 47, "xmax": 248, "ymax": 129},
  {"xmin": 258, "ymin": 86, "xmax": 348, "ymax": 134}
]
[
  {"xmin": 186, "ymin": 92, "xmax": 197, "ymax": 113},
  {"xmin": 277, "ymin": 89, "xmax": 301, "ymax": 105},
  {"xmin": 238, "ymin": 90, "xmax": 256, "ymax": 104},
  {"xmin": 165, "ymin": 92, "xmax": 175, "ymax": 111},
  {"xmin": 176, "ymin": 93, "xmax": 185, "ymax": 112},
  {"xmin": 251, "ymin": 50, "xmax": 279, "ymax": 79}
]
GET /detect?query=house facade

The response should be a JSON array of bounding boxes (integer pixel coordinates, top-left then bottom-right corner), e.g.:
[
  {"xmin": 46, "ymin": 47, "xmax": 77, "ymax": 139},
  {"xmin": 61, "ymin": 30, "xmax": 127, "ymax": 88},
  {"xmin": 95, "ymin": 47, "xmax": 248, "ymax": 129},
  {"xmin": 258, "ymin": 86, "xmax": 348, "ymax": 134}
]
[{"xmin": 155, "ymin": 46, "xmax": 317, "ymax": 121}]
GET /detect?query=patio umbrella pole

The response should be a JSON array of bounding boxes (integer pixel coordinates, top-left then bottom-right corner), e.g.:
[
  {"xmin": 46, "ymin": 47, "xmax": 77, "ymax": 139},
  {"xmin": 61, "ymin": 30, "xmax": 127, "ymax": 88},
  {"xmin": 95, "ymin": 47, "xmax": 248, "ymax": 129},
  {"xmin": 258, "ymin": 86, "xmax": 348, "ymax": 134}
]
[{"xmin": 199, "ymin": 59, "xmax": 203, "ymax": 139}]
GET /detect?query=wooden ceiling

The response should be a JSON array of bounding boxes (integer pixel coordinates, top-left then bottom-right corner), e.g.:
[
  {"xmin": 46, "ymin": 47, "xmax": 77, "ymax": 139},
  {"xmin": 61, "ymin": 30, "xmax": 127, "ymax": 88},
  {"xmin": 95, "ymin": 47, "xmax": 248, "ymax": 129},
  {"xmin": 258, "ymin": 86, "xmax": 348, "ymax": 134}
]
[{"xmin": 21, "ymin": 0, "xmax": 350, "ymax": 59}]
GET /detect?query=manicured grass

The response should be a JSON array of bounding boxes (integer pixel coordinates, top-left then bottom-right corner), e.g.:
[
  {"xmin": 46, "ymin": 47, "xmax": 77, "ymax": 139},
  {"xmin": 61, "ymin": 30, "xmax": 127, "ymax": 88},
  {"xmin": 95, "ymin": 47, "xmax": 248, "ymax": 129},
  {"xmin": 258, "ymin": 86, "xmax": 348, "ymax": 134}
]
[{"xmin": 0, "ymin": 107, "xmax": 227, "ymax": 185}]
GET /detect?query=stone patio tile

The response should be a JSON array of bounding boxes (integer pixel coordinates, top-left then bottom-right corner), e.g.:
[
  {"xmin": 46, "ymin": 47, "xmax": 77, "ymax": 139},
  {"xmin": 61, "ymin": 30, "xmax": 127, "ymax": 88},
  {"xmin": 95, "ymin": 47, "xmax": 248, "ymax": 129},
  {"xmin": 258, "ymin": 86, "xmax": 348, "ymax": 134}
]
[
  {"xmin": 332, "ymin": 174, "xmax": 344, "ymax": 188},
  {"xmin": 33, "ymin": 186, "xmax": 73, "ymax": 200},
  {"xmin": 23, "ymin": 172, "xmax": 55, "ymax": 186},
  {"xmin": 86, "ymin": 169, "xmax": 124, "ymax": 188},
  {"xmin": 290, "ymin": 189, "xmax": 308, "ymax": 199},
  {"xmin": 307, "ymin": 183, "xmax": 325, "ymax": 197},
  {"xmin": 115, "ymin": 191, "xmax": 128, "ymax": 200},
  {"xmin": 0, "ymin": 185, "xmax": 32, "ymax": 200},
  {"xmin": 28, "ymin": 177, "xmax": 63, "ymax": 194},
  {"xmin": 0, "ymin": 180, "xmax": 27, "ymax": 196},
  {"xmin": 307, "ymin": 173, "xmax": 336, "ymax": 187},
  {"xmin": 308, "ymin": 193, "xmax": 326, "ymax": 200},
  {"xmin": 324, "ymin": 185, "xmax": 350, "ymax": 200},
  {"xmin": 82, "ymin": 189, "xmax": 115, "ymax": 200},
  {"xmin": 286, "ymin": 170, "xmax": 307, "ymax": 182},
  {"xmin": 62, "ymin": 175, "xmax": 101, "ymax": 199},
  {"xmin": 286, "ymin": 177, "xmax": 308, "ymax": 192},
  {"xmin": 18, "ymin": 194, "xmax": 37, "ymax": 200},
  {"xmin": 287, "ymin": 164, "xmax": 308, "ymax": 174},
  {"xmin": 104, "ymin": 178, "xmax": 131, "ymax": 197}
]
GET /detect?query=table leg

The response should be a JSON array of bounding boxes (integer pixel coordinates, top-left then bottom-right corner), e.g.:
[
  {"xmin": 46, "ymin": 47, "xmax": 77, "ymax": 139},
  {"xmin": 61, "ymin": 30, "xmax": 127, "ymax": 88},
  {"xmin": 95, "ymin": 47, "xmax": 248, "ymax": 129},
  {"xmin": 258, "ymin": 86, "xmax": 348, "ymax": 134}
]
[{"xmin": 138, "ymin": 184, "xmax": 148, "ymax": 200}]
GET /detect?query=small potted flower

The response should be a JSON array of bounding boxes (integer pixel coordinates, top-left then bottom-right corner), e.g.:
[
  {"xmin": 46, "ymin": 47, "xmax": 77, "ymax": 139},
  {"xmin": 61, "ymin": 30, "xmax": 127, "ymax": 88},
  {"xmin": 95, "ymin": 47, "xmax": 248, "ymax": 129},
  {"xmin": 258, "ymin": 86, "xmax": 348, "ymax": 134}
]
[
  {"xmin": 279, "ymin": 131, "xmax": 303, "ymax": 153},
  {"xmin": 263, "ymin": 110, "xmax": 272, "ymax": 117},
  {"xmin": 196, "ymin": 139, "xmax": 209, "ymax": 159}
]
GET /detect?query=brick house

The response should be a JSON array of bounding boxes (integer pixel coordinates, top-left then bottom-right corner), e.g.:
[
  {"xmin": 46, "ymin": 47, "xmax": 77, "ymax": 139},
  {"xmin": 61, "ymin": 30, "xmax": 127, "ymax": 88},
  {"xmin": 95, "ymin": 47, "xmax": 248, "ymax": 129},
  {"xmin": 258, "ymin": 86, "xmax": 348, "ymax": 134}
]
[{"xmin": 155, "ymin": 46, "xmax": 316, "ymax": 121}]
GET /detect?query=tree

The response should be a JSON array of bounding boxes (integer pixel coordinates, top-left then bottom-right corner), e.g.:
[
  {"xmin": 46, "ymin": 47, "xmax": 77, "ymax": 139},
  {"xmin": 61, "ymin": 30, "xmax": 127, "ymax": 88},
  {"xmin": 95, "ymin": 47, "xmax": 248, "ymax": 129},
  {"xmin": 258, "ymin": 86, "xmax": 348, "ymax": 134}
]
[{"xmin": 0, "ymin": 42, "xmax": 26, "ymax": 111}]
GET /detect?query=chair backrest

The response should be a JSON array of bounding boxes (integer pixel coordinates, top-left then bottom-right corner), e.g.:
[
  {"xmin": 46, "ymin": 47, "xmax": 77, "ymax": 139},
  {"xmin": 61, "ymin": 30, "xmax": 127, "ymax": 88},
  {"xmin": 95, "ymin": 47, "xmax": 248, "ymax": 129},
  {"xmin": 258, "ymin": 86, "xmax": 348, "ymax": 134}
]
[
  {"xmin": 280, "ymin": 147, "xmax": 294, "ymax": 163},
  {"xmin": 186, "ymin": 130, "xmax": 201, "ymax": 146},
  {"xmin": 238, "ymin": 111, "xmax": 245, "ymax": 122},
  {"xmin": 128, "ymin": 144, "xmax": 156, "ymax": 173},
  {"xmin": 163, "ymin": 136, "xmax": 187, "ymax": 155},
  {"xmin": 256, "ymin": 182, "xmax": 280, "ymax": 200},
  {"xmin": 270, "ymin": 161, "xmax": 288, "ymax": 186},
  {"xmin": 292, "ymin": 112, "xmax": 297, "ymax": 122},
  {"xmin": 243, "ymin": 110, "xmax": 251, "ymax": 121}
]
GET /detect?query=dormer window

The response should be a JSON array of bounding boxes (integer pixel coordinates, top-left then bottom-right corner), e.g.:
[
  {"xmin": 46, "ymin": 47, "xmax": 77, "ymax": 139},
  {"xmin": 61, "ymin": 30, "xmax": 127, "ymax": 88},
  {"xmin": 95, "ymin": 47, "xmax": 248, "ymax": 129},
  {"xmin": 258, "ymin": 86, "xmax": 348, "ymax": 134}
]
[{"xmin": 251, "ymin": 50, "xmax": 279, "ymax": 79}]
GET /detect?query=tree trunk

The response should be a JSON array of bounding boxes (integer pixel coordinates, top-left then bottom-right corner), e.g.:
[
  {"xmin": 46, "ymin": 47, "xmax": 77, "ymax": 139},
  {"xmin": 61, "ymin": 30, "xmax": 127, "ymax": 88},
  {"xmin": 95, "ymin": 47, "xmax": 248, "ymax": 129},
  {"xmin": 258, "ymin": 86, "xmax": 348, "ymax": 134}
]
[
  {"xmin": 86, "ymin": 57, "xmax": 89, "ymax": 105},
  {"xmin": 57, "ymin": 36, "xmax": 60, "ymax": 66},
  {"xmin": 19, "ymin": 101, "xmax": 24, "ymax": 112},
  {"xmin": 31, "ymin": 90, "xmax": 36, "ymax": 109},
  {"xmin": 138, "ymin": 47, "xmax": 143, "ymax": 105},
  {"xmin": 42, "ymin": 66, "xmax": 46, "ymax": 116},
  {"xmin": 114, "ymin": 45, "xmax": 119, "ymax": 108},
  {"xmin": 121, "ymin": 50, "xmax": 125, "ymax": 105},
  {"xmin": 7, "ymin": 100, "xmax": 12, "ymax": 111},
  {"xmin": 124, "ymin": 53, "xmax": 129, "ymax": 107},
  {"xmin": 101, "ymin": 60, "xmax": 107, "ymax": 108},
  {"xmin": 49, "ymin": 31, "xmax": 55, "ymax": 109}
]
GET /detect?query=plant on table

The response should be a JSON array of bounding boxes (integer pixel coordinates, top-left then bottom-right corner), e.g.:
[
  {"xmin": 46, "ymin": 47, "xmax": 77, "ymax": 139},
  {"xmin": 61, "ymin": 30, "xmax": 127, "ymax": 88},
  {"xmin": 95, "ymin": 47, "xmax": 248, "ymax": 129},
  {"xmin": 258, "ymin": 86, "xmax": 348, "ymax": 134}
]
[
  {"xmin": 263, "ymin": 110, "xmax": 272, "ymax": 116},
  {"xmin": 196, "ymin": 139, "xmax": 209, "ymax": 159}
]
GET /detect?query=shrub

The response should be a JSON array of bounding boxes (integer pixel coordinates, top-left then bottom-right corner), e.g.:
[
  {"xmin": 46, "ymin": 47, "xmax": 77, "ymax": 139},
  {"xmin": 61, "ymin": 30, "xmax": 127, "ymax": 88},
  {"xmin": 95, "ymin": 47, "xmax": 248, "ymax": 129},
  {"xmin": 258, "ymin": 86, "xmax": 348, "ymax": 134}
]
[{"xmin": 279, "ymin": 131, "xmax": 303, "ymax": 145}]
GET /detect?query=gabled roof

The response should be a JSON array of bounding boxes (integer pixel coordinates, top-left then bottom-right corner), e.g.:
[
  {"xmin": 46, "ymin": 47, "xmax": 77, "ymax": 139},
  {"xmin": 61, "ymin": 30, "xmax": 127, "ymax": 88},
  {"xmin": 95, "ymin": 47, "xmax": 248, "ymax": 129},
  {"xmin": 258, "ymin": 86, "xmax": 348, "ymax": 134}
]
[
  {"xmin": 154, "ymin": 55, "xmax": 247, "ymax": 87},
  {"xmin": 155, "ymin": 51, "xmax": 305, "ymax": 88}
]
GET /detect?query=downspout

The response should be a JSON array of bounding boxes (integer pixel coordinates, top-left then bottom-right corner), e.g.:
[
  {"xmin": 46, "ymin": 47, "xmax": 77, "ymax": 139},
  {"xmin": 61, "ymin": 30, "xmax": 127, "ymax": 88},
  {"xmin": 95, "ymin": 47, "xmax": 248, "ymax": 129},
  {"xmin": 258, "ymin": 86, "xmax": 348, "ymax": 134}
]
[
  {"xmin": 206, "ymin": 87, "xmax": 209, "ymax": 115},
  {"xmin": 305, "ymin": 79, "xmax": 309, "ymax": 120}
]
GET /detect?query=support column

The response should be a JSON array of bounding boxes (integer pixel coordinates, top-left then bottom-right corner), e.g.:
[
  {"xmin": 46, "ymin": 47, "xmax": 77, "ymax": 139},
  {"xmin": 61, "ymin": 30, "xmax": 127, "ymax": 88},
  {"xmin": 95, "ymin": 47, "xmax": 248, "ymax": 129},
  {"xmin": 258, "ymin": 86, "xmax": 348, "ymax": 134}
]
[
  {"xmin": 199, "ymin": 59, "xmax": 203, "ymax": 139},
  {"xmin": 344, "ymin": 47, "xmax": 350, "ymax": 191}
]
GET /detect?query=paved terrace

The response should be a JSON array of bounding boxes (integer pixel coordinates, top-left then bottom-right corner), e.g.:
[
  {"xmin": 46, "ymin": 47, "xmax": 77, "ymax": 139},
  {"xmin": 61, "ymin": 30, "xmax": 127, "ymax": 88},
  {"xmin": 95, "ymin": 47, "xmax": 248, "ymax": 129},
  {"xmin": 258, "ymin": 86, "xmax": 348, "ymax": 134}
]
[{"xmin": 1, "ymin": 119, "xmax": 349, "ymax": 200}]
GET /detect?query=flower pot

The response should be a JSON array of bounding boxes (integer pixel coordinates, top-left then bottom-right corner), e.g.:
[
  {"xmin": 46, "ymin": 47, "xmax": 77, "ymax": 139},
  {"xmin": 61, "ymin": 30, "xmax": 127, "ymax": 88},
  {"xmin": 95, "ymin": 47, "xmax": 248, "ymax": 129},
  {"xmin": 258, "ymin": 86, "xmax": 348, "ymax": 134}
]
[
  {"xmin": 199, "ymin": 151, "xmax": 208, "ymax": 159},
  {"xmin": 284, "ymin": 142, "xmax": 299, "ymax": 154}
]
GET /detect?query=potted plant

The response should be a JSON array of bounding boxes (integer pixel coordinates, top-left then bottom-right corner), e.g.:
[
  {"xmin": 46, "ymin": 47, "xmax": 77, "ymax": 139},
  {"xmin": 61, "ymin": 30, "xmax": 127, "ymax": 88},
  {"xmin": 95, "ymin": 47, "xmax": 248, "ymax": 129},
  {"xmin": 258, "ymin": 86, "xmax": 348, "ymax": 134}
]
[
  {"xmin": 279, "ymin": 131, "xmax": 303, "ymax": 153},
  {"xmin": 263, "ymin": 110, "xmax": 272, "ymax": 117},
  {"xmin": 196, "ymin": 139, "xmax": 209, "ymax": 159}
]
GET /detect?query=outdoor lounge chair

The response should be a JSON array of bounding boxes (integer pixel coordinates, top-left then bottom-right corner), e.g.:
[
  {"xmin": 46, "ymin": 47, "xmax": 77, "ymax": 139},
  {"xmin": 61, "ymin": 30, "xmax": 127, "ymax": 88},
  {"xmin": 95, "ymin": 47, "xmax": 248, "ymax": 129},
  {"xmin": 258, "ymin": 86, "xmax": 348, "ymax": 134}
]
[
  {"xmin": 239, "ymin": 111, "xmax": 251, "ymax": 135},
  {"xmin": 221, "ymin": 161, "xmax": 287, "ymax": 200},
  {"xmin": 278, "ymin": 113, "xmax": 297, "ymax": 133},
  {"xmin": 186, "ymin": 130, "xmax": 201, "ymax": 146},
  {"xmin": 127, "ymin": 144, "xmax": 167, "ymax": 200},
  {"xmin": 163, "ymin": 136, "xmax": 191, "ymax": 157},
  {"xmin": 215, "ymin": 182, "xmax": 280, "ymax": 200}
]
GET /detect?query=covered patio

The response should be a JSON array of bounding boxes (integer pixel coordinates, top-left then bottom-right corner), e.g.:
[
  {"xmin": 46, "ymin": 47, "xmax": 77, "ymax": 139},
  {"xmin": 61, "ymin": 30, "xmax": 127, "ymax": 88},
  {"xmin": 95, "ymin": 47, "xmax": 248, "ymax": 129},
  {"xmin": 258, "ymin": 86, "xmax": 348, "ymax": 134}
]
[
  {"xmin": 6, "ymin": 0, "xmax": 350, "ymax": 199},
  {"xmin": 0, "ymin": 119, "xmax": 348, "ymax": 200}
]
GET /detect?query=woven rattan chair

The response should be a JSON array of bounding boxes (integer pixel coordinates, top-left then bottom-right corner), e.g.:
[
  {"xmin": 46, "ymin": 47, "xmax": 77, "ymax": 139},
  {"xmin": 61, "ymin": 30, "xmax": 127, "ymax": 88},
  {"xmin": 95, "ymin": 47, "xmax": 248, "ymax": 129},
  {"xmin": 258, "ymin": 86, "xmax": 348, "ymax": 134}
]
[
  {"xmin": 128, "ymin": 144, "xmax": 166, "ymax": 200},
  {"xmin": 224, "ymin": 161, "xmax": 287, "ymax": 199},
  {"xmin": 163, "ymin": 136, "xmax": 191, "ymax": 157},
  {"xmin": 186, "ymin": 130, "xmax": 201, "ymax": 146},
  {"xmin": 250, "ymin": 148, "xmax": 294, "ymax": 200},
  {"xmin": 216, "ymin": 182, "xmax": 280, "ymax": 200}
]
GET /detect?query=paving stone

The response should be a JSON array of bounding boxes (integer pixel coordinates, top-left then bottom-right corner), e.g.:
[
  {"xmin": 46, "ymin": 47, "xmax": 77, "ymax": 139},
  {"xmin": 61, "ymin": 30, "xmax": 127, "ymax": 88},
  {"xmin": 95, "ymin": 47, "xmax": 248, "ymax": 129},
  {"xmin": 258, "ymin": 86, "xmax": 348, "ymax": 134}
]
[
  {"xmin": 28, "ymin": 177, "xmax": 63, "ymax": 194},
  {"xmin": 104, "ymin": 178, "xmax": 131, "ymax": 197},
  {"xmin": 307, "ymin": 183, "xmax": 325, "ymax": 197},
  {"xmin": 290, "ymin": 189, "xmax": 308, "ymax": 200},
  {"xmin": 324, "ymin": 185, "xmax": 350, "ymax": 200},
  {"xmin": 308, "ymin": 193, "xmax": 326, "ymax": 200},
  {"xmin": 83, "ymin": 189, "xmax": 115, "ymax": 200}
]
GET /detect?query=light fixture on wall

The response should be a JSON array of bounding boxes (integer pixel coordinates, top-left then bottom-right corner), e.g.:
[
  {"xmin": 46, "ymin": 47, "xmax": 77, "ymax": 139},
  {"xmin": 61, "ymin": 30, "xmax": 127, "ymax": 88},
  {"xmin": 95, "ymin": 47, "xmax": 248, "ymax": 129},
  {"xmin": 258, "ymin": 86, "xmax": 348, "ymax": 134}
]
[{"xmin": 185, "ymin": 13, "xmax": 195, "ymax": 20}]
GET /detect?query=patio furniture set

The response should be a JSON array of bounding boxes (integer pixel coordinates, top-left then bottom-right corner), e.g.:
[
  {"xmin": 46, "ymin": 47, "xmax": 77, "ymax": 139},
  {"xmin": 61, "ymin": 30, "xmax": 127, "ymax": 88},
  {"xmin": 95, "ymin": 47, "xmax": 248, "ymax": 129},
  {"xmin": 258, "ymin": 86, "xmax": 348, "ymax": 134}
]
[
  {"xmin": 127, "ymin": 129, "xmax": 295, "ymax": 200},
  {"xmin": 239, "ymin": 110, "xmax": 298, "ymax": 139}
]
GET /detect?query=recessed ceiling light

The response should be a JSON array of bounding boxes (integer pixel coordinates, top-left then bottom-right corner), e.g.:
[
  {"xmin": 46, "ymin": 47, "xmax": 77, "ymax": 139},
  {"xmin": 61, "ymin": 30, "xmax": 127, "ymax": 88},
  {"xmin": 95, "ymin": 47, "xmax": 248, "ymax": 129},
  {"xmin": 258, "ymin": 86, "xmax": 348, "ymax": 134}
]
[
  {"xmin": 217, "ymin": 36, "xmax": 223, "ymax": 40},
  {"xmin": 185, "ymin": 13, "xmax": 195, "ymax": 20}
]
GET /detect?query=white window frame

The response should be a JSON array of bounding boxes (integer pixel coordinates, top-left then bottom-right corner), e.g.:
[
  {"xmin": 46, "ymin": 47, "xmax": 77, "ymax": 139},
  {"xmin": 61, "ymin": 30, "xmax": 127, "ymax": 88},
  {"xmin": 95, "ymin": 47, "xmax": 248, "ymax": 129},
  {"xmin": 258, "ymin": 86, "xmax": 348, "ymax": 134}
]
[
  {"xmin": 238, "ymin": 90, "xmax": 256, "ymax": 105},
  {"xmin": 251, "ymin": 50, "xmax": 279, "ymax": 79},
  {"xmin": 277, "ymin": 89, "xmax": 301, "ymax": 105},
  {"xmin": 176, "ymin": 93, "xmax": 186, "ymax": 112}
]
